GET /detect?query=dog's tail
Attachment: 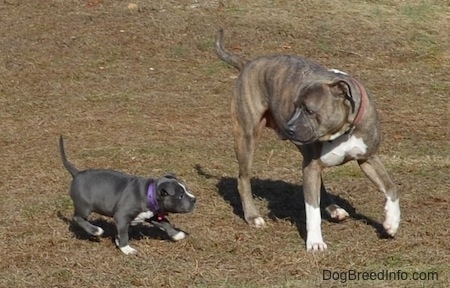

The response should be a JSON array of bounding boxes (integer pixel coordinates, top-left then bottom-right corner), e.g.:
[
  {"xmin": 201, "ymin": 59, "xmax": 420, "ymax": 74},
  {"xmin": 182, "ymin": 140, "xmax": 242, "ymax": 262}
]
[
  {"xmin": 215, "ymin": 28, "xmax": 248, "ymax": 71},
  {"xmin": 59, "ymin": 135, "xmax": 79, "ymax": 178}
]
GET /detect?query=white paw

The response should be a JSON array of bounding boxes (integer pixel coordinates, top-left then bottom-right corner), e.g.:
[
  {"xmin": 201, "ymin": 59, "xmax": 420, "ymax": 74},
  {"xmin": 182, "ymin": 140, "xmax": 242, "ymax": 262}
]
[
  {"xmin": 306, "ymin": 228, "xmax": 327, "ymax": 252},
  {"xmin": 171, "ymin": 231, "xmax": 186, "ymax": 241},
  {"xmin": 329, "ymin": 207, "xmax": 350, "ymax": 221},
  {"xmin": 94, "ymin": 227, "xmax": 104, "ymax": 236},
  {"xmin": 119, "ymin": 245, "xmax": 138, "ymax": 255},
  {"xmin": 383, "ymin": 198, "xmax": 400, "ymax": 236},
  {"xmin": 307, "ymin": 240, "xmax": 328, "ymax": 252},
  {"xmin": 251, "ymin": 217, "xmax": 266, "ymax": 228}
]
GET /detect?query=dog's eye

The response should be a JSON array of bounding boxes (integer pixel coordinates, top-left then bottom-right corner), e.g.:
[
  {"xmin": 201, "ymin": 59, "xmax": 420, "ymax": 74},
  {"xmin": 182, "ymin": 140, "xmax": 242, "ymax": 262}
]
[
  {"xmin": 302, "ymin": 105, "xmax": 314, "ymax": 115},
  {"xmin": 161, "ymin": 190, "xmax": 169, "ymax": 197}
]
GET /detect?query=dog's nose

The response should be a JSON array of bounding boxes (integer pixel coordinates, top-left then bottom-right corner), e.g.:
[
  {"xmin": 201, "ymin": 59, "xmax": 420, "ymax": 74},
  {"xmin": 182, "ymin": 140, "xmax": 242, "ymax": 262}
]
[{"xmin": 286, "ymin": 125, "xmax": 296, "ymax": 137}]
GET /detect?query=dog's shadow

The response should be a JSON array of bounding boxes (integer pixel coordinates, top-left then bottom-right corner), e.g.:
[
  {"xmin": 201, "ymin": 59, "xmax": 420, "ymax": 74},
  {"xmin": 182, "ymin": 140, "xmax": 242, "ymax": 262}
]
[
  {"xmin": 195, "ymin": 164, "xmax": 388, "ymax": 241},
  {"xmin": 57, "ymin": 213, "xmax": 171, "ymax": 243}
]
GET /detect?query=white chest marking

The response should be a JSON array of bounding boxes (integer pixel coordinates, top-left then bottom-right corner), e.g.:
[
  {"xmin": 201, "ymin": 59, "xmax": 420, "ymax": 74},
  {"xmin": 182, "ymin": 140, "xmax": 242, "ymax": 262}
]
[
  {"xmin": 131, "ymin": 211, "xmax": 154, "ymax": 226},
  {"xmin": 320, "ymin": 134, "xmax": 367, "ymax": 167}
]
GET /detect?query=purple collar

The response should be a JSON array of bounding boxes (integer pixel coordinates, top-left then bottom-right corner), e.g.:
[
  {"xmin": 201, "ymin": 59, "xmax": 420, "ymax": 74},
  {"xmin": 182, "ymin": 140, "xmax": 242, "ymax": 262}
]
[{"xmin": 147, "ymin": 182, "xmax": 159, "ymax": 212}]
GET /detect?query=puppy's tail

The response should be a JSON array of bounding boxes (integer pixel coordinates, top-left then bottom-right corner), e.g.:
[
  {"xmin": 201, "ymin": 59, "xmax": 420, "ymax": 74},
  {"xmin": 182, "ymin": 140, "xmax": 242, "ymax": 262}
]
[
  {"xmin": 59, "ymin": 135, "xmax": 79, "ymax": 178},
  {"xmin": 215, "ymin": 28, "xmax": 248, "ymax": 71}
]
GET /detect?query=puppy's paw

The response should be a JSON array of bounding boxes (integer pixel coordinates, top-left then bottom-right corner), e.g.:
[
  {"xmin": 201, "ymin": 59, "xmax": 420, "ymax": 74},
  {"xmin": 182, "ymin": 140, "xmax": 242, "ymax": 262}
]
[
  {"xmin": 249, "ymin": 216, "xmax": 266, "ymax": 228},
  {"xmin": 171, "ymin": 231, "xmax": 186, "ymax": 241},
  {"xmin": 94, "ymin": 227, "xmax": 104, "ymax": 236},
  {"xmin": 119, "ymin": 245, "xmax": 138, "ymax": 255}
]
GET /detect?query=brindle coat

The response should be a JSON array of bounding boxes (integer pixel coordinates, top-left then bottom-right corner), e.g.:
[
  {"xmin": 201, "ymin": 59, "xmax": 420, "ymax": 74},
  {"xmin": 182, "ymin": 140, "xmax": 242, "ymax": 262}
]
[{"xmin": 215, "ymin": 29, "xmax": 400, "ymax": 251}]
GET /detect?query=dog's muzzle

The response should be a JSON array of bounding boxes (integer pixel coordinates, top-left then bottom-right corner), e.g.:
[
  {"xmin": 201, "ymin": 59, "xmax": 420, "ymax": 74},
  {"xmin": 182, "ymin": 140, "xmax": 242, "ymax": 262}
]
[{"xmin": 285, "ymin": 108, "xmax": 316, "ymax": 145}]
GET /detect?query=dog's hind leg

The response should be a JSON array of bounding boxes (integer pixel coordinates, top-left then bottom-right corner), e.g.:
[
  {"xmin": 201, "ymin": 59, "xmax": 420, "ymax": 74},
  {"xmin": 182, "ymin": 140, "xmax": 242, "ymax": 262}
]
[
  {"xmin": 321, "ymin": 179, "xmax": 350, "ymax": 221},
  {"xmin": 358, "ymin": 155, "xmax": 400, "ymax": 237},
  {"xmin": 231, "ymin": 99, "xmax": 267, "ymax": 228}
]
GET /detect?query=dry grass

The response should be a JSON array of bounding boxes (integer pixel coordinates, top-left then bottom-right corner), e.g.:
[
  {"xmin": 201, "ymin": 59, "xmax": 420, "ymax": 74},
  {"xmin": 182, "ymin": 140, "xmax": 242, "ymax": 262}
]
[{"xmin": 0, "ymin": 0, "xmax": 449, "ymax": 287}]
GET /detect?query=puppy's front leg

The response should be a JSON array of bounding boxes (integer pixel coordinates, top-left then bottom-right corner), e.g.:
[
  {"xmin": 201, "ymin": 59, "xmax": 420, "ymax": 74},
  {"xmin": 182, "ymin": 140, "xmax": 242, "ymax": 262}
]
[
  {"xmin": 114, "ymin": 215, "xmax": 136, "ymax": 255},
  {"xmin": 303, "ymin": 158, "xmax": 327, "ymax": 251},
  {"xmin": 150, "ymin": 218, "xmax": 186, "ymax": 241}
]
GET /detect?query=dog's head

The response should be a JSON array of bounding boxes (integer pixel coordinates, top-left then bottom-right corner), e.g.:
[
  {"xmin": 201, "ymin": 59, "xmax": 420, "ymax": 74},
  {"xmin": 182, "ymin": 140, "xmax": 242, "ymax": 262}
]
[
  {"xmin": 155, "ymin": 174, "xmax": 196, "ymax": 214},
  {"xmin": 285, "ymin": 76, "xmax": 362, "ymax": 145}
]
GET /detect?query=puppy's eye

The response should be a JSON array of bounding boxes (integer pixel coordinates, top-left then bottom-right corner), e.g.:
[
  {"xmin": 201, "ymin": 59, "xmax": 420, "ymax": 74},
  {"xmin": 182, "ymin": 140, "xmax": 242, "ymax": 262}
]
[{"xmin": 161, "ymin": 190, "xmax": 169, "ymax": 196}]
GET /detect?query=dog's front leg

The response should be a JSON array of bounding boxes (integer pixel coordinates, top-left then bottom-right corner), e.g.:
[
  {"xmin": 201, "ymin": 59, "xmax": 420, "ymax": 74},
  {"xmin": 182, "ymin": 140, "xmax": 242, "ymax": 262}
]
[
  {"xmin": 358, "ymin": 155, "xmax": 400, "ymax": 236},
  {"xmin": 303, "ymin": 158, "xmax": 327, "ymax": 251},
  {"xmin": 150, "ymin": 218, "xmax": 186, "ymax": 241},
  {"xmin": 114, "ymin": 215, "xmax": 136, "ymax": 255}
]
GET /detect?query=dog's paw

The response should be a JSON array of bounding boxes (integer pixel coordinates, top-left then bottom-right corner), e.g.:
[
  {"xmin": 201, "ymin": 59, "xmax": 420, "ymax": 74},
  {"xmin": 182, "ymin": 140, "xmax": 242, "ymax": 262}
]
[
  {"xmin": 119, "ymin": 245, "xmax": 138, "ymax": 255},
  {"xmin": 171, "ymin": 231, "xmax": 186, "ymax": 241},
  {"xmin": 249, "ymin": 216, "xmax": 266, "ymax": 228},
  {"xmin": 383, "ymin": 198, "xmax": 400, "ymax": 236},
  {"xmin": 306, "ymin": 241, "xmax": 328, "ymax": 252},
  {"xmin": 94, "ymin": 227, "xmax": 104, "ymax": 236},
  {"xmin": 329, "ymin": 207, "xmax": 349, "ymax": 221},
  {"xmin": 306, "ymin": 230, "xmax": 328, "ymax": 252}
]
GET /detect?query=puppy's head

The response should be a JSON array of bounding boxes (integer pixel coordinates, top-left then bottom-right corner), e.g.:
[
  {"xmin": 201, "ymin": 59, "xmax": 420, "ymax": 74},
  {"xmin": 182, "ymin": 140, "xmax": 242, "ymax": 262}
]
[{"xmin": 155, "ymin": 174, "xmax": 196, "ymax": 214}]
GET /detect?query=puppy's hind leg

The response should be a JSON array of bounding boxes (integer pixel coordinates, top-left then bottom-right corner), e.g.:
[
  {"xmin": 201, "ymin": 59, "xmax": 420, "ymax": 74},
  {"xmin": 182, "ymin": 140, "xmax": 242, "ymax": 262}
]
[{"xmin": 72, "ymin": 206, "xmax": 104, "ymax": 236}]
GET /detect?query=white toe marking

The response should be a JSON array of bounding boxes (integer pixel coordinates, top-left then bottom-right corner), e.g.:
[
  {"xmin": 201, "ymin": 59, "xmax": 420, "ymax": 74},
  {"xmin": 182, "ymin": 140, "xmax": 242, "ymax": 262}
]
[
  {"xmin": 253, "ymin": 217, "xmax": 266, "ymax": 228},
  {"xmin": 171, "ymin": 231, "xmax": 186, "ymax": 241},
  {"xmin": 305, "ymin": 202, "xmax": 327, "ymax": 252},
  {"xmin": 94, "ymin": 227, "xmax": 104, "ymax": 236},
  {"xmin": 330, "ymin": 208, "xmax": 350, "ymax": 221},
  {"xmin": 328, "ymin": 68, "xmax": 348, "ymax": 75},
  {"xmin": 320, "ymin": 134, "xmax": 368, "ymax": 167},
  {"xmin": 119, "ymin": 245, "xmax": 137, "ymax": 255},
  {"xmin": 383, "ymin": 197, "xmax": 400, "ymax": 236}
]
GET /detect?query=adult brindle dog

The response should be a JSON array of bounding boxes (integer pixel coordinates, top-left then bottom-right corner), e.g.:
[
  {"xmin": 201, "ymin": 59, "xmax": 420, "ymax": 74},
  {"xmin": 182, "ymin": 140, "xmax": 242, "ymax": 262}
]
[{"xmin": 215, "ymin": 29, "xmax": 400, "ymax": 251}]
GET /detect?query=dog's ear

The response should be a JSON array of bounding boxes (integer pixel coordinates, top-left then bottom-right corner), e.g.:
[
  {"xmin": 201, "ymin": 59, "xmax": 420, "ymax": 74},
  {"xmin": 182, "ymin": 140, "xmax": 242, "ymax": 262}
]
[{"xmin": 328, "ymin": 78, "xmax": 356, "ymax": 113}]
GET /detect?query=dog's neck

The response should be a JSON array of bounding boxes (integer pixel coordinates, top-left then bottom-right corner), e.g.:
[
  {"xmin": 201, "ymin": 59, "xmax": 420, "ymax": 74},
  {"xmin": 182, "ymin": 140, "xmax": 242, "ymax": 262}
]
[
  {"xmin": 352, "ymin": 78, "xmax": 367, "ymax": 126},
  {"xmin": 147, "ymin": 182, "xmax": 159, "ymax": 212}
]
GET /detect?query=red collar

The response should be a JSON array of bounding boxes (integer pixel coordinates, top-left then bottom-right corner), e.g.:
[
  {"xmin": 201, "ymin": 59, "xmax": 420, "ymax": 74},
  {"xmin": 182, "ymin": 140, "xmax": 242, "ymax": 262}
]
[{"xmin": 352, "ymin": 78, "xmax": 367, "ymax": 126}]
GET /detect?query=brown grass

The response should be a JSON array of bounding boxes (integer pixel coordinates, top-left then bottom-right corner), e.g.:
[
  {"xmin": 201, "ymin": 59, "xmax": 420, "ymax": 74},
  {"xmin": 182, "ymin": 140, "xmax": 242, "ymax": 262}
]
[{"xmin": 0, "ymin": 0, "xmax": 449, "ymax": 287}]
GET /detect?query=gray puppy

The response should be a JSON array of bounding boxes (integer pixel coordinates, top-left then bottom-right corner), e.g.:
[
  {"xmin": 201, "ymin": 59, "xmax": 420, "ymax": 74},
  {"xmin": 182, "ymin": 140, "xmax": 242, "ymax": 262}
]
[
  {"xmin": 215, "ymin": 29, "xmax": 400, "ymax": 251},
  {"xmin": 59, "ymin": 136, "xmax": 196, "ymax": 254}
]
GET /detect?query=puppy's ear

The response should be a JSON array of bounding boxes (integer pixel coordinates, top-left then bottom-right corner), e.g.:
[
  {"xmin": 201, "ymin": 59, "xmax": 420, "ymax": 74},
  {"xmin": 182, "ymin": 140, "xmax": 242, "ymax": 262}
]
[
  {"xmin": 163, "ymin": 173, "xmax": 177, "ymax": 179},
  {"xmin": 159, "ymin": 183, "xmax": 176, "ymax": 196}
]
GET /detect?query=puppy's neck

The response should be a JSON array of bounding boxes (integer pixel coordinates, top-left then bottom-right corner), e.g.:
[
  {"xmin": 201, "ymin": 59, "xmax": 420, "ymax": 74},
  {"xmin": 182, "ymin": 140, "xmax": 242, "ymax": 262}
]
[{"xmin": 147, "ymin": 182, "xmax": 159, "ymax": 212}]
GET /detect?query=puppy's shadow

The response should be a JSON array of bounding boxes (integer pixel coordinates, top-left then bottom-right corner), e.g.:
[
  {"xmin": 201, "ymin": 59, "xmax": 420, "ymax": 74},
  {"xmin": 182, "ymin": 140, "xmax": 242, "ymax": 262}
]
[
  {"xmin": 57, "ymin": 212, "xmax": 170, "ymax": 243},
  {"xmin": 195, "ymin": 164, "xmax": 388, "ymax": 240}
]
